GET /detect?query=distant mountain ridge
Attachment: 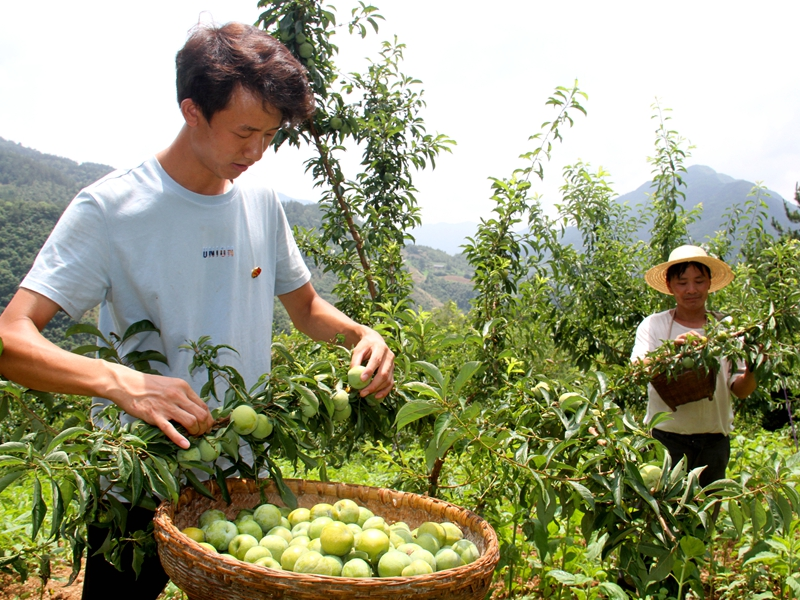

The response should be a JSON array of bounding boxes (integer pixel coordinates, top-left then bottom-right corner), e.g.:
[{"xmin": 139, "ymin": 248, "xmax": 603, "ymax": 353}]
[{"xmin": 411, "ymin": 165, "xmax": 798, "ymax": 255}]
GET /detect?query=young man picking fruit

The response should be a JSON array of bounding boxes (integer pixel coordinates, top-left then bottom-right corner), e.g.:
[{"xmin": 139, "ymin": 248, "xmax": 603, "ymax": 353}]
[
  {"xmin": 631, "ymin": 245, "xmax": 755, "ymax": 487},
  {"xmin": 0, "ymin": 22, "xmax": 394, "ymax": 599}
]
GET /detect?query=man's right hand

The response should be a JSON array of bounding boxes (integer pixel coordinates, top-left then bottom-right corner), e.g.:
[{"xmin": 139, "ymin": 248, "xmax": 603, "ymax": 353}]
[
  {"xmin": 106, "ymin": 363, "xmax": 214, "ymax": 448},
  {"xmin": 0, "ymin": 288, "xmax": 212, "ymax": 449}
]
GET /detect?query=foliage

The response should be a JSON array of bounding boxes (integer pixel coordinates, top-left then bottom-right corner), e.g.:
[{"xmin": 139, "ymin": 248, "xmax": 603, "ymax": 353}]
[
  {"xmin": 0, "ymin": 324, "xmax": 418, "ymax": 587},
  {"xmin": 258, "ymin": 0, "xmax": 454, "ymax": 323}
]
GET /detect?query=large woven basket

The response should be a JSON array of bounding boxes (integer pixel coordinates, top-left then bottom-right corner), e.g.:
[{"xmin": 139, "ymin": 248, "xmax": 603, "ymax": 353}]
[
  {"xmin": 651, "ymin": 367, "xmax": 716, "ymax": 412},
  {"xmin": 154, "ymin": 477, "xmax": 500, "ymax": 600}
]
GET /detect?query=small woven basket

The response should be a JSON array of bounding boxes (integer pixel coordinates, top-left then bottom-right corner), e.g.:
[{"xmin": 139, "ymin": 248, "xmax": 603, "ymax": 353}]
[
  {"xmin": 154, "ymin": 477, "xmax": 500, "ymax": 600},
  {"xmin": 651, "ymin": 367, "xmax": 716, "ymax": 412}
]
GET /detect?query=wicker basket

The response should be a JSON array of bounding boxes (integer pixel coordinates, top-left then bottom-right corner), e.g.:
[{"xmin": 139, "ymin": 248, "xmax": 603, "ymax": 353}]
[
  {"xmin": 154, "ymin": 477, "xmax": 500, "ymax": 600},
  {"xmin": 651, "ymin": 367, "xmax": 716, "ymax": 412}
]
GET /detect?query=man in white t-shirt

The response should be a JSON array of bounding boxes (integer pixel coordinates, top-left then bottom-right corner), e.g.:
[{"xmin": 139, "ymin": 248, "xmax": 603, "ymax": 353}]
[
  {"xmin": 0, "ymin": 22, "xmax": 394, "ymax": 599},
  {"xmin": 631, "ymin": 245, "xmax": 755, "ymax": 487}
]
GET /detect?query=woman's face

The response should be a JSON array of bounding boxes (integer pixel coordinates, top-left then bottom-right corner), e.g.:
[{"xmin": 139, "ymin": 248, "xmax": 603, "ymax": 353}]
[{"xmin": 666, "ymin": 264, "xmax": 711, "ymax": 312}]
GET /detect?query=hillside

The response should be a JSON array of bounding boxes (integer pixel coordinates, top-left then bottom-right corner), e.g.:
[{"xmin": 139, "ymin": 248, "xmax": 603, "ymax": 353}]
[{"xmin": 0, "ymin": 139, "xmax": 475, "ymax": 346}]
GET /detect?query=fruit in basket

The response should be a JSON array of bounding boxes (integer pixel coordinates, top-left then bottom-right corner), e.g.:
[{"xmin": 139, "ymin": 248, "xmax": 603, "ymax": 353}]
[
  {"xmin": 198, "ymin": 542, "xmax": 217, "ymax": 553},
  {"xmin": 354, "ymin": 528, "xmax": 391, "ymax": 562},
  {"xmin": 229, "ymin": 533, "xmax": 259, "ymax": 560},
  {"xmin": 231, "ymin": 405, "xmax": 259, "ymax": 435},
  {"xmin": 259, "ymin": 534, "xmax": 289, "ymax": 562},
  {"xmin": 417, "ymin": 521, "xmax": 447, "ymax": 547},
  {"xmin": 333, "ymin": 499, "xmax": 360, "ymax": 524},
  {"xmin": 403, "ymin": 559, "xmax": 434, "ymax": 576},
  {"xmin": 243, "ymin": 545, "xmax": 272, "ymax": 563},
  {"xmin": 357, "ymin": 506, "xmax": 374, "ymax": 527},
  {"xmin": 320, "ymin": 521, "xmax": 355, "ymax": 556},
  {"xmin": 310, "ymin": 502, "xmax": 337, "ymax": 520},
  {"xmin": 681, "ymin": 356, "xmax": 696, "ymax": 369},
  {"xmin": 182, "ymin": 493, "xmax": 482, "ymax": 578},
  {"xmin": 322, "ymin": 555, "xmax": 344, "ymax": 576},
  {"xmin": 294, "ymin": 550, "xmax": 335, "ymax": 575},
  {"xmin": 408, "ymin": 548, "xmax": 436, "ymax": 571},
  {"xmin": 236, "ymin": 519, "xmax": 263, "ymax": 539},
  {"xmin": 347, "ymin": 365, "xmax": 372, "ymax": 390},
  {"xmin": 205, "ymin": 520, "xmax": 238, "ymax": 552},
  {"xmin": 267, "ymin": 525, "xmax": 293, "ymax": 544},
  {"xmin": 434, "ymin": 547, "xmax": 465, "ymax": 570},
  {"xmin": 415, "ymin": 532, "xmax": 441, "ymax": 555},
  {"xmin": 308, "ymin": 516, "xmax": 334, "ymax": 539},
  {"xmin": 341, "ymin": 557, "xmax": 372, "ymax": 577},
  {"xmin": 377, "ymin": 549, "xmax": 412, "ymax": 576},
  {"xmin": 452, "ymin": 539, "xmax": 480, "ymax": 564},
  {"xmin": 362, "ymin": 515, "xmax": 388, "ymax": 533},
  {"xmin": 254, "ymin": 556, "xmax": 283, "ymax": 570},
  {"xmin": 254, "ymin": 503, "xmax": 283, "ymax": 533},
  {"xmin": 280, "ymin": 544, "xmax": 309, "ymax": 570},
  {"xmin": 181, "ymin": 527, "xmax": 205, "ymax": 543},
  {"xmin": 441, "ymin": 521, "xmax": 464, "ymax": 545},
  {"xmin": 288, "ymin": 507, "xmax": 311, "ymax": 527},
  {"xmin": 199, "ymin": 509, "xmax": 226, "ymax": 529}
]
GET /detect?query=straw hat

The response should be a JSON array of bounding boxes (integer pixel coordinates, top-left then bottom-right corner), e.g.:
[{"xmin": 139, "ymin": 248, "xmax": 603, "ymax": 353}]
[{"xmin": 645, "ymin": 245, "xmax": 734, "ymax": 295}]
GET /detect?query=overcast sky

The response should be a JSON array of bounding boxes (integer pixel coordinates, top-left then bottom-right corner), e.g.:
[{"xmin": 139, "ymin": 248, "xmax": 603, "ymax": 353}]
[{"xmin": 1, "ymin": 1, "xmax": 797, "ymax": 225}]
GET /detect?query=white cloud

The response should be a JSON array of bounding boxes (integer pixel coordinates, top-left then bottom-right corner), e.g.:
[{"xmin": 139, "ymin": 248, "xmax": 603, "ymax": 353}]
[{"xmin": 1, "ymin": 0, "xmax": 797, "ymax": 223}]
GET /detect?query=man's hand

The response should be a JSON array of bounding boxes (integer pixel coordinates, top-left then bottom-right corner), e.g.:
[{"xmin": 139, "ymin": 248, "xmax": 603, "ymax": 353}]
[
  {"xmin": 349, "ymin": 328, "xmax": 395, "ymax": 399},
  {"xmin": 106, "ymin": 363, "xmax": 214, "ymax": 448},
  {"xmin": 278, "ymin": 282, "xmax": 396, "ymax": 399},
  {"xmin": 0, "ymin": 288, "xmax": 213, "ymax": 450}
]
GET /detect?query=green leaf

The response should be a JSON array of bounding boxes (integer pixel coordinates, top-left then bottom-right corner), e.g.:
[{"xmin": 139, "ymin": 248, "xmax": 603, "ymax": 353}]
[
  {"xmin": 451, "ymin": 361, "xmax": 480, "ymax": 396},
  {"xmin": 751, "ymin": 498, "xmax": 767, "ymax": 534},
  {"xmin": 411, "ymin": 361, "xmax": 445, "ymax": 389},
  {"xmin": 121, "ymin": 319, "xmax": 160, "ymax": 343},
  {"xmin": 679, "ymin": 536, "xmax": 705, "ymax": 559},
  {"xmin": 183, "ymin": 470, "xmax": 215, "ymax": 500},
  {"xmin": 0, "ymin": 469, "xmax": 26, "ymax": 494},
  {"xmin": 65, "ymin": 322, "xmax": 104, "ymax": 339},
  {"xmin": 394, "ymin": 400, "xmax": 441, "ymax": 429},
  {"xmin": 49, "ymin": 479, "xmax": 64, "ymax": 539},
  {"xmin": 46, "ymin": 426, "xmax": 90, "ymax": 454},
  {"xmin": 403, "ymin": 381, "xmax": 442, "ymax": 400},
  {"xmin": 130, "ymin": 453, "xmax": 144, "ymax": 506},
  {"xmin": 31, "ymin": 477, "xmax": 46, "ymax": 539},
  {"xmin": 0, "ymin": 441, "xmax": 28, "ymax": 454},
  {"xmin": 568, "ymin": 481, "xmax": 595, "ymax": 510},
  {"xmin": 728, "ymin": 499, "xmax": 744, "ymax": 538},
  {"xmin": 150, "ymin": 457, "xmax": 179, "ymax": 504}
]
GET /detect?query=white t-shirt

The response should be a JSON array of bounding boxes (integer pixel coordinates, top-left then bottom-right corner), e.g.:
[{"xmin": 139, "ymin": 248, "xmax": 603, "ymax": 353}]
[
  {"xmin": 631, "ymin": 309, "xmax": 741, "ymax": 435},
  {"xmin": 22, "ymin": 156, "xmax": 311, "ymax": 411}
]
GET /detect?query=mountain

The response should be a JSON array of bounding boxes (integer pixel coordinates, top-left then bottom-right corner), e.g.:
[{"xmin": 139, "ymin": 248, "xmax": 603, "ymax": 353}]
[
  {"xmin": 560, "ymin": 165, "xmax": 798, "ymax": 249},
  {"xmin": 409, "ymin": 221, "xmax": 478, "ymax": 256}
]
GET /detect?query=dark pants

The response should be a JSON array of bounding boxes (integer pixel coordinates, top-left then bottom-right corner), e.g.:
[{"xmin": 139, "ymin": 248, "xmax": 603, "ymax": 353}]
[
  {"xmin": 652, "ymin": 428, "xmax": 730, "ymax": 487},
  {"xmin": 83, "ymin": 506, "xmax": 169, "ymax": 600}
]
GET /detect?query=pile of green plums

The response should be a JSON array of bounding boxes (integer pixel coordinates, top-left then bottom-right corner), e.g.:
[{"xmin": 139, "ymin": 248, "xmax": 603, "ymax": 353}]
[{"xmin": 181, "ymin": 498, "xmax": 481, "ymax": 578}]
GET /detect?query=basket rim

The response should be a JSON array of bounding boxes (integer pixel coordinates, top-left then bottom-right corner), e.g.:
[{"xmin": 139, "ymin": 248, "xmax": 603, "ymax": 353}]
[{"xmin": 154, "ymin": 476, "xmax": 500, "ymax": 585}]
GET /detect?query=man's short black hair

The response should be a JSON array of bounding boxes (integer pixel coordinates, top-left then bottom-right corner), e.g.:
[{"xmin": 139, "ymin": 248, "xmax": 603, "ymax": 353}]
[{"xmin": 176, "ymin": 22, "xmax": 315, "ymax": 127}]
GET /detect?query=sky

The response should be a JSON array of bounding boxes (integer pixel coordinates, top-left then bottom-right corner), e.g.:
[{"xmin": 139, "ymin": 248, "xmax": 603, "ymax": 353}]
[{"xmin": 1, "ymin": 1, "xmax": 798, "ymax": 225}]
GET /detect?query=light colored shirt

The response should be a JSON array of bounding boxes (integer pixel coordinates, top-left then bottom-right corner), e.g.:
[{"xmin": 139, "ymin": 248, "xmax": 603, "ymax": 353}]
[{"xmin": 631, "ymin": 309, "xmax": 742, "ymax": 435}]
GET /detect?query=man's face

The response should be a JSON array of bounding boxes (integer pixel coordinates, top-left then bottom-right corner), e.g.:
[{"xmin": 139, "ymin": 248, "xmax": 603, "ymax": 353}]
[
  {"xmin": 186, "ymin": 86, "xmax": 283, "ymax": 190},
  {"xmin": 666, "ymin": 264, "xmax": 711, "ymax": 312}
]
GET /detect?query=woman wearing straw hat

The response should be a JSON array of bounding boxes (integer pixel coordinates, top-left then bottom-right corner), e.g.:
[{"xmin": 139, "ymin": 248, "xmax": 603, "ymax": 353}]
[{"xmin": 631, "ymin": 245, "xmax": 756, "ymax": 486}]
